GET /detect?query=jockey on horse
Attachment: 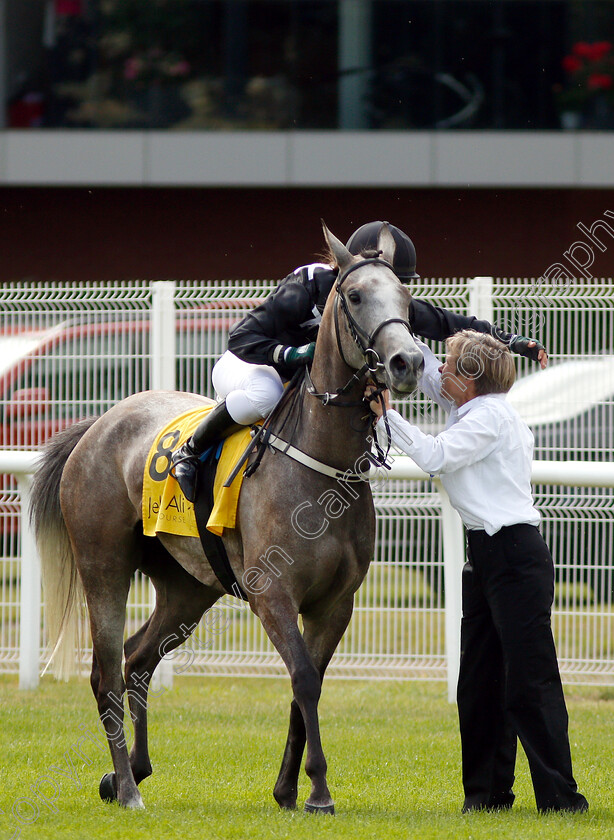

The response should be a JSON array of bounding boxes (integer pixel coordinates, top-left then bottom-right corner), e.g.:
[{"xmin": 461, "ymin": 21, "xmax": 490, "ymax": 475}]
[{"xmin": 171, "ymin": 220, "xmax": 547, "ymax": 502}]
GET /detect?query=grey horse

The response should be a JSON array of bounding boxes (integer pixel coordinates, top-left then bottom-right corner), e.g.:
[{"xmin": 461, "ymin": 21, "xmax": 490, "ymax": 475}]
[{"xmin": 30, "ymin": 223, "xmax": 424, "ymax": 813}]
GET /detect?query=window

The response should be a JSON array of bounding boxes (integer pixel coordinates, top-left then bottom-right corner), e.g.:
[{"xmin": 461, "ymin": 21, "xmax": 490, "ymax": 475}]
[{"xmin": 8, "ymin": 1, "xmax": 614, "ymax": 131}]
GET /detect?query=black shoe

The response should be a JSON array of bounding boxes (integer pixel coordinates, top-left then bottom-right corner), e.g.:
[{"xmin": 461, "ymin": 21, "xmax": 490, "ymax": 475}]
[
  {"xmin": 462, "ymin": 804, "xmax": 513, "ymax": 814},
  {"xmin": 539, "ymin": 794, "xmax": 589, "ymax": 814},
  {"xmin": 462, "ymin": 803, "xmax": 487, "ymax": 814},
  {"xmin": 462, "ymin": 795, "xmax": 514, "ymax": 814},
  {"xmin": 170, "ymin": 440, "xmax": 200, "ymax": 503},
  {"xmin": 566, "ymin": 796, "xmax": 589, "ymax": 813},
  {"xmin": 571, "ymin": 795, "xmax": 589, "ymax": 813}
]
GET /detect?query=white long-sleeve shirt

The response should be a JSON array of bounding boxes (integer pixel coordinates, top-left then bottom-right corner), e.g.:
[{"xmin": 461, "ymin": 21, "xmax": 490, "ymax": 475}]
[{"xmin": 377, "ymin": 341, "xmax": 540, "ymax": 535}]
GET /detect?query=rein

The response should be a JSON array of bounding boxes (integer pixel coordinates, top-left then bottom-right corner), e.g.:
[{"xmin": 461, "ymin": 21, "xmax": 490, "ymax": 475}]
[{"xmin": 222, "ymin": 368, "xmax": 305, "ymax": 487}]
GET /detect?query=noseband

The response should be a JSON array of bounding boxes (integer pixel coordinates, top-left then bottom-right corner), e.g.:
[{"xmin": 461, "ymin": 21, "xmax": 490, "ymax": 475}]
[{"xmin": 306, "ymin": 257, "xmax": 413, "ymax": 405}]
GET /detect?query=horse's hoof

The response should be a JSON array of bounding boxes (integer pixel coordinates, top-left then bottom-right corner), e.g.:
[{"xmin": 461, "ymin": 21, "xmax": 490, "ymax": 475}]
[
  {"xmin": 99, "ymin": 773, "xmax": 117, "ymax": 803},
  {"xmin": 124, "ymin": 794, "xmax": 145, "ymax": 810},
  {"xmin": 274, "ymin": 789, "xmax": 297, "ymax": 810},
  {"xmin": 304, "ymin": 801, "xmax": 335, "ymax": 815},
  {"xmin": 275, "ymin": 798, "xmax": 297, "ymax": 810}
]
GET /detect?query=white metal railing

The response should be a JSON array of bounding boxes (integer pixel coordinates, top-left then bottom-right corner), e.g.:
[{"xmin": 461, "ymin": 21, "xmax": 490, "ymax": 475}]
[
  {"xmin": 2, "ymin": 453, "xmax": 613, "ymax": 700},
  {"xmin": 0, "ymin": 451, "xmax": 39, "ymax": 689},
  {"xmin": 1, "ymin": 279, "xmax": 613, "ymax": 695}
]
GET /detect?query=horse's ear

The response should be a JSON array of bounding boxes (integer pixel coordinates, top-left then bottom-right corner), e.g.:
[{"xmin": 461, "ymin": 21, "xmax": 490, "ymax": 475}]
[
  {"xmin": 321, "ymin": 220, "xmax": 353, "ymax": 270},
  {"xmin": 377, "ymin": 222, "xmax": 397, "ymax": 266}
]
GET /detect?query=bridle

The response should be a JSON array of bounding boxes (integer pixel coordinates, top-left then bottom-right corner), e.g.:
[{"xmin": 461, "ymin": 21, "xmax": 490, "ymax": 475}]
[
  {"xmin": 306, "ymin": 257, "xmax": 413, "ymax": 406},
  {"xmin": 238, "ymin": 258, "xmax": 414, "ymax": 483}
]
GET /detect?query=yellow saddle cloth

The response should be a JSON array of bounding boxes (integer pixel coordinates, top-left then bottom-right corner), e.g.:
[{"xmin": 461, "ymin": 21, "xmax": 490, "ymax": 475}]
[{"xmin": 142, "ymin": 406, "xmax": 253, "ymax": 539}]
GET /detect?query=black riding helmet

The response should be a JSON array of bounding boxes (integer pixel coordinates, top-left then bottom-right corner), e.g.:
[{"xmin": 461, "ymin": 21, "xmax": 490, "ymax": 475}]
[{"xmin": 346, "ymin": 221, "xmax": 420, "ymax": 281}]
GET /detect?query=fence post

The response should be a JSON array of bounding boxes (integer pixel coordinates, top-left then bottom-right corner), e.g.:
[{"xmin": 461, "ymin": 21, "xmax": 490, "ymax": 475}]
[
  {"xmin": 18, "ymin": 474, "xmax": 41, "ymax": 689},
  {"xmin": 150, "ymin": 281, "xmax": 176, "ymax": 690},
  {"xmin": 435, "ymin": 278, "xmax": 494, "ymax": 702},
  {"xmin": 151, "ymin": 280, "xmax": 177, "ymax": 391},
  {"xmin": 469, "ymin": 276, "xmax": 494, "ymax": 323},
  {"xmin": 434, "ymin": 480, "xmax": 465, "ymax": 703}
]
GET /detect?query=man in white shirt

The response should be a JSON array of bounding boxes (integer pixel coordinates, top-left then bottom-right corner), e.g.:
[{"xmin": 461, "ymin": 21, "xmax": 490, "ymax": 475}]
[{"xmin": 365, "ymin": 330, "xmax": 588, "ymax": 814}]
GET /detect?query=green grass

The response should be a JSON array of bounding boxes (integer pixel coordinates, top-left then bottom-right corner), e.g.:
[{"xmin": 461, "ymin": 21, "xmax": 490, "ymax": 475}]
[{"xmin": 0, "ymin": 675, "xmax": 612, "ymax": 840}]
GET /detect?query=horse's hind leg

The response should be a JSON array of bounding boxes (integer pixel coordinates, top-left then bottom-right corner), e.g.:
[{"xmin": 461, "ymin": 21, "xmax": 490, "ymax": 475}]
[
  {"xmin": 122, "ymin": 616, "xmax": 154, "ymax": 785},
  {"xmin": 97, "ymin": 615, "xmax": 156, "ymax": 801},
  {"xmin": 122, "ymin": 553, "xmax": 219, "ymax": 790},
  {"xmin": 273, "ymin": 597, "xmax": 354, "ymax": 812},
  {"xmin": 83, "ymin": 558, "xmax": 144, "ymax": 809}
]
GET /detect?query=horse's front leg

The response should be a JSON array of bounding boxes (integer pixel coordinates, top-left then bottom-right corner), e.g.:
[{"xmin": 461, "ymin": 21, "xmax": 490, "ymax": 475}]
[
  {"xmin": 273, "ymin": 597, "xmax": 355, "ymax": 812},
  {"xmin": 255, "ymin": 592, "xmax": 334, "ymax": 814}
]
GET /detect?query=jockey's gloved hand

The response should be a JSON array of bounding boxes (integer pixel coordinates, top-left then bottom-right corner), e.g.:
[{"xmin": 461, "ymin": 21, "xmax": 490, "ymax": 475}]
[
  {"xmin": 283, "ymin": 342, "xmax": 316, "ymax": 369},
  {"xmin": 509, "ymin": 335, "xmax": 547, "ymax": 364}
]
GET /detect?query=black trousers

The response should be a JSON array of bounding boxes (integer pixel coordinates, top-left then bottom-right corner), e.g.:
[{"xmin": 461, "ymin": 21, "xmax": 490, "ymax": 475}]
[{"xmin": 458, "ymin": 524, "xmax": 587, "ymax": 812}]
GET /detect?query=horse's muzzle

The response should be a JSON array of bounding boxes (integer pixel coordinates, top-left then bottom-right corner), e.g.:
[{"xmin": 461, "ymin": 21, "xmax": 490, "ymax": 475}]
[{"xmin": 387, "ymin": 349, "xmax": 425, "ymax": 394}]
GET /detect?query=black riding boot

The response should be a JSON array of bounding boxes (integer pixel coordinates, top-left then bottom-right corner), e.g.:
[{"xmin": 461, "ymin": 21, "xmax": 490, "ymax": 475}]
[{"xmin": 170, "ymin": 400, "xmax": 241, "ymax": 503}]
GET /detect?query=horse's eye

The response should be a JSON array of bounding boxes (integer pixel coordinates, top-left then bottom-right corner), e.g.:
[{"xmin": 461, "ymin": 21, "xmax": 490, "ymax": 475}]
[{"xmin": 348, "ymin": 291, "xmax": 361, "ymax": 304}]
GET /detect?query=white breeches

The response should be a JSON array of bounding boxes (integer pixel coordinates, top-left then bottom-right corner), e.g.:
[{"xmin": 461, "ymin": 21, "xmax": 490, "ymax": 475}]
[{"xmin": 211, "ymin": 350, "xmax": 285, "ymax": 424}]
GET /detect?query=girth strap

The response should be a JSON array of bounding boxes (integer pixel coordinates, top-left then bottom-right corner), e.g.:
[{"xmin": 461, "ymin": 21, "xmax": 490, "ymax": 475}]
[{"xmin": 194, "ymin": 445, "xmax": 249, "ymax": 601}]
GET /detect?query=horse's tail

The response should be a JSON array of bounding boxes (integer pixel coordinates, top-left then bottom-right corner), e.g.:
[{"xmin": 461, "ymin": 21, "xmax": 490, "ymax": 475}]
[{"xmin": 29, "ymin": 418, "xmax": 98, "ymax": 680}]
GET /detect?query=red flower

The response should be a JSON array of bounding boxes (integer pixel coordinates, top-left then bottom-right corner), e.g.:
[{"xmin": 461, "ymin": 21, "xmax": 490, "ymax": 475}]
[
  {"xmin": 573, "ymin": 41, "xmax": 595, "ymax": 59},
  {"xmin": 588, "ymin": 73, "xmax": 614, "ymax": 91},
  {"xmin": 556, "ymin": 41, "xmax": 614, "ymax": 111},
  {"xmin": 55, "ymin": 0, "xmax": 83, "ymax": 14},
  {"xmin": 589, "ymin": 41, "xmax": 612, "ymax": 62},
  {"xmin": 562, "ymin": 55, "xmax": 582, "ymax": 74},
  {"xmin": 570, "ymin": 40, "xmax": 612, "ymax": 64}
]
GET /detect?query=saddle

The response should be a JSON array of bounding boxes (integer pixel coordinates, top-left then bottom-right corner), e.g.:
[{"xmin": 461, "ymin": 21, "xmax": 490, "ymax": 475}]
[
  {"xmin": 141, "ymin": 370, "xmax": 346, "ymax": 602},
  {"xmin": 142, "ymin": 406, "xmax": 251, "ymax": 600}
]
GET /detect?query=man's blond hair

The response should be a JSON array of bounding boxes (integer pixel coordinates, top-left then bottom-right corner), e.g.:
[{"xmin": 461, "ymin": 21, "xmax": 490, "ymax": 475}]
[{"xmin": 446, "ymin": 330, "xmax": 516, "ymax": 396}]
